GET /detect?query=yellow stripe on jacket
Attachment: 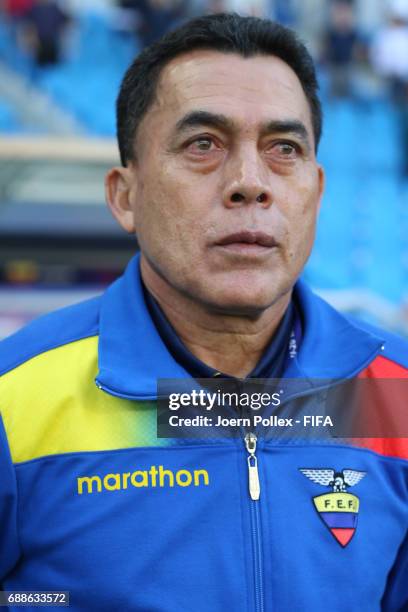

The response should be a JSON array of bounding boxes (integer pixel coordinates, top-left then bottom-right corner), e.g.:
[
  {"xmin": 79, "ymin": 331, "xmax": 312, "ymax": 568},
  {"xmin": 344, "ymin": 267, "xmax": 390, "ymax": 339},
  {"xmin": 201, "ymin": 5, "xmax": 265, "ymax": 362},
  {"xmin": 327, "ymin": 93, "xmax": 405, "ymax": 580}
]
[{"xmin": 0, "ymin": 336, "xmax": 166, "ymax": 464}]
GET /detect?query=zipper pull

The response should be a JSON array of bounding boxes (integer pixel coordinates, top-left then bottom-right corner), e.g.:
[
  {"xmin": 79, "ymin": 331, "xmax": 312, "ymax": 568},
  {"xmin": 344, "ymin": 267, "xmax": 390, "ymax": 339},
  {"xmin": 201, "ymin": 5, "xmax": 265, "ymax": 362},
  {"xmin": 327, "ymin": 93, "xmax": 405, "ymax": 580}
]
[{"xmin": 245, "ymin": 432, "xmax": 260, "ymax": 501}]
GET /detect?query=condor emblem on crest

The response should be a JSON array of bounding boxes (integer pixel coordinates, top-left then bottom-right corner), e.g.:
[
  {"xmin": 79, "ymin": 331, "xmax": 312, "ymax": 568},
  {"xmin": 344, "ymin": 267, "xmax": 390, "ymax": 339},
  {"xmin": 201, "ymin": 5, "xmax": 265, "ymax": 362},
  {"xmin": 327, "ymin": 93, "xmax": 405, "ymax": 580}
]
[{"xmin": 299, "ymin": 468, "xmax": 366, "ymax": 547}]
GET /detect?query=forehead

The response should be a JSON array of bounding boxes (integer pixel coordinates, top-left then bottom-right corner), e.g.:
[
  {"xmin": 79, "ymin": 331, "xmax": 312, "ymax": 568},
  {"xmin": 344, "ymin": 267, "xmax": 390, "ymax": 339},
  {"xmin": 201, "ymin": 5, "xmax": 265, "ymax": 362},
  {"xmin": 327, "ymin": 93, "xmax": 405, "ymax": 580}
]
[{"xmin": 148, "ymin": 50, "xmax": 313, "ymax": 136}]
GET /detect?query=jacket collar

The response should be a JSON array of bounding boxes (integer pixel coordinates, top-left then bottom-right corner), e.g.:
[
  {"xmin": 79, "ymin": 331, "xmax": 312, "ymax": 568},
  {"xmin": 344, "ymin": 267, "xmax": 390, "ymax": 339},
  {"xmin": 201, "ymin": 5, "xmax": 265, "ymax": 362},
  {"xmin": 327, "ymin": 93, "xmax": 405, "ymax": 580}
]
[{"xmin": 97, "ymin": 254, "xmax": 384, "ymax": 399}]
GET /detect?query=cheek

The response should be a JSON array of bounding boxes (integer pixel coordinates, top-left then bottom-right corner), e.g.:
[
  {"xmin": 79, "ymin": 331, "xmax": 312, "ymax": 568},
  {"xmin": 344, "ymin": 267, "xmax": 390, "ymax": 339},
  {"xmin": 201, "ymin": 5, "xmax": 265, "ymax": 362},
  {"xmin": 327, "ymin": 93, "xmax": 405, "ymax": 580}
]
[
  {"xmin": 133, "ymin": 169, "xmax": 206, "ymax": 251},
  {"xmin": 134, "ymin": 172, "xmax": 175, "ymax": 227},
  {"xmin": 280, "ymin": 177, "xmax": 320, "ymax": 252}
]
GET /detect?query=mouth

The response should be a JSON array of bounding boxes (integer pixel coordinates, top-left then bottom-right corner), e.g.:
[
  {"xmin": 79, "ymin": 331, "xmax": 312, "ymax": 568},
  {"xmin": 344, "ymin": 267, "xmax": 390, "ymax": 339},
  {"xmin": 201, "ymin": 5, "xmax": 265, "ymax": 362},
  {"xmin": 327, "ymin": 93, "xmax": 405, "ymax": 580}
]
[{"xmin": 214, "ymin": 230, "xmax": 278, "ymax": 254}]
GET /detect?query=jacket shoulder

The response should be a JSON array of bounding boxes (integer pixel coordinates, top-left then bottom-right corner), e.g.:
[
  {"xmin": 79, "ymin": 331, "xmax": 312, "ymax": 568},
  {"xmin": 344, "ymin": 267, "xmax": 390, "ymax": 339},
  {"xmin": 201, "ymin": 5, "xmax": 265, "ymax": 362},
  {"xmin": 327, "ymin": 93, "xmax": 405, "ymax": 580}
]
[{"xmin": 0, "ymin": 296, "xmax": 101, "ymax": 377}]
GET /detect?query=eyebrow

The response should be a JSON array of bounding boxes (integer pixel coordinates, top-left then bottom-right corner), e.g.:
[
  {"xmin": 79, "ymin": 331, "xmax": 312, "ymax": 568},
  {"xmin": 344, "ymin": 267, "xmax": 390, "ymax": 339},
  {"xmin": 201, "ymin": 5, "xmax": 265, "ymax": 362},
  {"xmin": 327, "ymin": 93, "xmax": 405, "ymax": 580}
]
[
  {"xmin": 174, "ymin": 111, "xmax": 311, "ymax": 149},
  {"xmin": 261, "ymin": 120, "xmax": 310, "ymax": 147},
  {"xmin": 175, "ymin": 110, "xmax": 235, "ymax": 134}
]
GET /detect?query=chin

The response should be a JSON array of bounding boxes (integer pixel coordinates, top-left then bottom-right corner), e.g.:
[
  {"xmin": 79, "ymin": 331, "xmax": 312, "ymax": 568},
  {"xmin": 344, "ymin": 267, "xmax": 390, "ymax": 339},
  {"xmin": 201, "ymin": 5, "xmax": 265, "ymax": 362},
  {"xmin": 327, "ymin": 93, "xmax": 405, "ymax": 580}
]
[{"xmin": 203, "ymin": 282, "xmax": 288, "ymax": 316}]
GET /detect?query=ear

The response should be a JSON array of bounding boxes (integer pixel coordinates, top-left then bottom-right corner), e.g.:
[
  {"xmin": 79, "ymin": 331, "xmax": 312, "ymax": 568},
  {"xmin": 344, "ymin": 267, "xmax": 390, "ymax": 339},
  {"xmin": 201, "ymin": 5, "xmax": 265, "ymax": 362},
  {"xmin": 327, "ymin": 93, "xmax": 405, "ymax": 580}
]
[
  {"xmin": 105, "ymin": 166, "xmax": 137, "ymax": 234},
  {"xmin": 316, "ymin": 164, "xmax": 325, "ymax": 214}
]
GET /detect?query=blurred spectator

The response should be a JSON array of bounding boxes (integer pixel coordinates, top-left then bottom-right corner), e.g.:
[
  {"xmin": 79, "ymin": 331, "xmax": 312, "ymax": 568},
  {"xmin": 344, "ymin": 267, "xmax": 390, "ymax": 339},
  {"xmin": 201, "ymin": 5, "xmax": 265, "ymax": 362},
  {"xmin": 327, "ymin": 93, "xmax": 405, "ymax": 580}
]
[
  {"xmin": 22, "ymin": 0, "xmax": 70, "ymax": 67},
  {"xmin": 117, "ymin": 0, "xmax": 189, "ymax": 48},
  {"xmin": 1, "ymin": 0, "xmax": 34, "ymax": 20},
  {"xmin": 0, "ymin": 0, "xmax": 34, "ymax": 68},
  {"xmin": 206, "ymin": 0, "xmax": 228, "ymax": 13},
  {"xmin": 322, "ymin": 0, "xmax": 361, "ymax": 98},
  {"xmin": 371, "ymin": 4, "xmax": 408, "ymax": 176}
]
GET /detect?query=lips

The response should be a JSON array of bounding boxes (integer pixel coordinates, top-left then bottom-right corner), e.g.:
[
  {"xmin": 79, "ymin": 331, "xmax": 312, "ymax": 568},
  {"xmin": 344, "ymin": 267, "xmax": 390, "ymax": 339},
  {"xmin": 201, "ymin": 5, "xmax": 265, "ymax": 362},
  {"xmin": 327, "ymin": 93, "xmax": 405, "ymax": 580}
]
[{"xmin": 215, "ymin": 231, "xmax": 278, "ymax": 248}]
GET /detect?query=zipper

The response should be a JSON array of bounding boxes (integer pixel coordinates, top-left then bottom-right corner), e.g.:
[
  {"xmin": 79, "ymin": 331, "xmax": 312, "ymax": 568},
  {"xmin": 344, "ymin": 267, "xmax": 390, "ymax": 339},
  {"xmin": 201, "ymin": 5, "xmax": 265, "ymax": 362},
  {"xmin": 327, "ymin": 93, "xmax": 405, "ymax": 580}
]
[
  {"xmin": 244, "ymin": 432, "xmax": 264, "ymax": 612},
  {"xmin": 245, "ymin": 432, "xmax": 260, "ymax": 501}
]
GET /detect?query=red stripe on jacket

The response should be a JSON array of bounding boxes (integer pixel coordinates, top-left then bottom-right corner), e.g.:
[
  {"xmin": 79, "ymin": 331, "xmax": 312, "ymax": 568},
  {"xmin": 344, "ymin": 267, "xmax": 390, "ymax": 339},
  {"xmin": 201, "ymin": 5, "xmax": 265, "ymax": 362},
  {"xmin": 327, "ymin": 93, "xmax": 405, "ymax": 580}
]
[{"xmin": 352, "ymin": 355, "xmax": 408, "ymax": 460}]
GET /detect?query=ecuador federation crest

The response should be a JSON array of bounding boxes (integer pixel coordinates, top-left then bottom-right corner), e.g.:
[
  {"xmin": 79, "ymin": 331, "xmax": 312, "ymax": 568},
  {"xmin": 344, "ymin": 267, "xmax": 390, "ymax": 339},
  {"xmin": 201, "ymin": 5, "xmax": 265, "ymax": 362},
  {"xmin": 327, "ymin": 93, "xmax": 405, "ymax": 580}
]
[{"xmin": 299, "ymin": 468, "xmax": 366, "ymax": 547}]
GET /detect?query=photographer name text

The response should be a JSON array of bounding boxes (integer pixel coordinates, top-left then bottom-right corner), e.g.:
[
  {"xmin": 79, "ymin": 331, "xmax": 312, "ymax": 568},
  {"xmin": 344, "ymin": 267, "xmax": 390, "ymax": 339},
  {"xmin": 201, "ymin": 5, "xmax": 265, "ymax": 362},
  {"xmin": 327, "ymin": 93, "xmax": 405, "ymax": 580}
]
[{"xmin": 168, "ymin": 415, "xmax": 334, "ymax": 428}]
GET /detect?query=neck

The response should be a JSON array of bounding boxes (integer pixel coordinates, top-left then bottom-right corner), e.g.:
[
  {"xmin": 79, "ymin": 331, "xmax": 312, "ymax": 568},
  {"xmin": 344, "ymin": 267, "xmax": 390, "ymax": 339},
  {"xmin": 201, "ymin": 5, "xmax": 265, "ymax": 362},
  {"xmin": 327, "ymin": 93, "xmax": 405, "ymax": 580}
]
[{"xmin": 141, "ymin": 257, "xmax": 292, "ymax": 378}]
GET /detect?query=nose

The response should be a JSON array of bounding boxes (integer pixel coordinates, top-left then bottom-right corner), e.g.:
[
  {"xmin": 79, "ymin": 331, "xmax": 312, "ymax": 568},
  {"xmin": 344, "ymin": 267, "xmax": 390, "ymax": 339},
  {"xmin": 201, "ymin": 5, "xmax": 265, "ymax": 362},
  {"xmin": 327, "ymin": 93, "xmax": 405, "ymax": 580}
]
[{"xmin": 222, "ymin": 146, "xmax": 273, "ymax": 209}]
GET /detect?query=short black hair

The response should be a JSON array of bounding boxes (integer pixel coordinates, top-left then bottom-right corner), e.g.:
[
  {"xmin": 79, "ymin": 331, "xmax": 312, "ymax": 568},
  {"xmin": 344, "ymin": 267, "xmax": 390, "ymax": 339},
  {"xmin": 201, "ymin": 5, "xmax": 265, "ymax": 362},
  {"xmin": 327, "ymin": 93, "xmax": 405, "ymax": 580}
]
[{"xmin": 117, "ymin": 13, "xmax": 322, "ymax": 166}]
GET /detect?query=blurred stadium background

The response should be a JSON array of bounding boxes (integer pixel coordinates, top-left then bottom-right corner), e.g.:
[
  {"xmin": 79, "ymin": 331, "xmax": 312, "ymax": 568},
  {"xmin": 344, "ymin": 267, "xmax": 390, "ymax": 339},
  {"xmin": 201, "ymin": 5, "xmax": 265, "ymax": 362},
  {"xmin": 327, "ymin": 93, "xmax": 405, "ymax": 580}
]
[{"xmin": 1, "ymin": 0, "xmax": 408, "ymax": 339}]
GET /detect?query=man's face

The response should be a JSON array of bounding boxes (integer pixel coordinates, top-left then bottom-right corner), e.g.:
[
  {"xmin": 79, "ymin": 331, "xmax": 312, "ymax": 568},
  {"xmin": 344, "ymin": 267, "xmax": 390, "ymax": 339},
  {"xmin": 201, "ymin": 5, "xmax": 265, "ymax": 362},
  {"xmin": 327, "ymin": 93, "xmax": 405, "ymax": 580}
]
[{"xmin": 119, "ymin": 50, "xmax": 324, "ymax": 315}]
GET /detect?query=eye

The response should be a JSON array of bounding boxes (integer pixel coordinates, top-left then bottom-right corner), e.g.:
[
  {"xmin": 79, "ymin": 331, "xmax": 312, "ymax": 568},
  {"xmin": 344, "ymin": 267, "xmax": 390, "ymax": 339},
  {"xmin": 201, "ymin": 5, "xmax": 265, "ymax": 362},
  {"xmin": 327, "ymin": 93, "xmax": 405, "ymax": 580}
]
[
  {"xmin": 278, "ymin": 143, "xmax": 296, "ymax": 155},
  {"xmin": 194, "ymin": 138, "xmax": 213, "ymax": 151},
  {"xmin": 268, "ymin": 141, "xmax": 299, "ymax": 159},
  {"xmin": 186, "ymin": 136, "xmax": 220, "ymax": 155}
]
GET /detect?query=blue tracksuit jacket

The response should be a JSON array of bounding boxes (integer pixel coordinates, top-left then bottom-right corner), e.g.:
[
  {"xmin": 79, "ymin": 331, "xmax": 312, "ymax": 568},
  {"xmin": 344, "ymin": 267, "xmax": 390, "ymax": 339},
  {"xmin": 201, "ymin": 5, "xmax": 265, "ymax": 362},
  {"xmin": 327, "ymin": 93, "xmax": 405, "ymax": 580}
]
[{"xmin": 0, "ymin": 254, "xmax": 407, "ymax": 611}]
